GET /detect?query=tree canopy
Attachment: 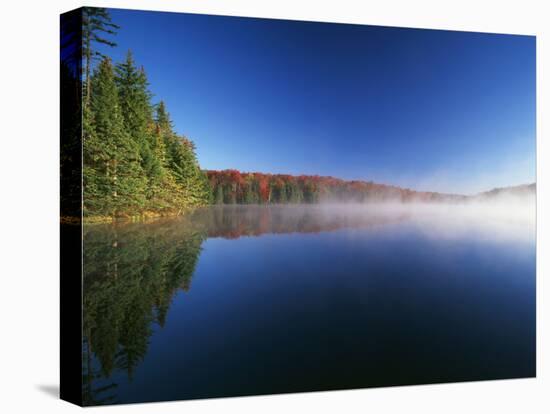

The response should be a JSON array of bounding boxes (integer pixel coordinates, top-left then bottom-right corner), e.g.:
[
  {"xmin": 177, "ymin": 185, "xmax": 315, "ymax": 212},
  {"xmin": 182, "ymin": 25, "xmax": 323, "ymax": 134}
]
[{"xmin": 82, "ymin": 9, "xmax": 211, "ymax": 219}]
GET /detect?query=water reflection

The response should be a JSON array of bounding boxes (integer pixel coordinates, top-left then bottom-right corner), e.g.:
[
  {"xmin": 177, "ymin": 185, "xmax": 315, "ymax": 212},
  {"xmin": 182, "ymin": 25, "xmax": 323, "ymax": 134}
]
[
  {"xmin": 82, "ymin": 206, "xmax": 408, "ymax": 404},
  {"xmin": 83, "ymin": 220, "xmax": 206, "ymax": 404},
  {"xmin": 82, "ymin": 204, "xmax": 535, "ymax": 405},
  {"xmin": 195, "ymin": 205, "xmax": 410, "ymax": 238}
]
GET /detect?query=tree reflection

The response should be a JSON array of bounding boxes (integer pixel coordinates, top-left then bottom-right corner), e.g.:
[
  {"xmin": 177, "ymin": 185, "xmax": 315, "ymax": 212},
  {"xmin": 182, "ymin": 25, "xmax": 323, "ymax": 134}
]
[
  {"xmin": 190, "ymin": 205, "xmax": 407, "ymax": 239},
  {"xmin": 81, "ymin": 205, "xmax": 403, "ymax": 404},
  {"xmin": 82, "ymin": 218, "xmax": 206, "ymax": 405}
]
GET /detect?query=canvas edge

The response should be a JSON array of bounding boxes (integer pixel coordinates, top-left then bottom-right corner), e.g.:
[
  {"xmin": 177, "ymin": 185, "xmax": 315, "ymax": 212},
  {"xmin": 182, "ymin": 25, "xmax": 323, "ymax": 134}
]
[{"xmin": 60, "ymin": 6, "xmax": 84, "ymax": 407}]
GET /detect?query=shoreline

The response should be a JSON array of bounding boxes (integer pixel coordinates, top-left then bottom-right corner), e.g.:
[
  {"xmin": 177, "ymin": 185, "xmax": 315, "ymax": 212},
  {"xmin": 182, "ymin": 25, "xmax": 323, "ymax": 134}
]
[
  {"xmin": 62, "ymin": 196, "xmax": 536, "ymax": 226},
  {"xmin": 61, "ymin": 208, "xmax": 201, "ymax": 225}
]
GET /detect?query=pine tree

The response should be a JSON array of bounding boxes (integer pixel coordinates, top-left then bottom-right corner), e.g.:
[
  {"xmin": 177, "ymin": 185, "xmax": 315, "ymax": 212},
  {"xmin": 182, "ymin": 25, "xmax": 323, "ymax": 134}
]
[
  {"xmin": 155, "ymin": 102, "xmax": 211, "ymax": 207},
  {"xmin": 115, "ymin": 51, "xmax": 153, "ymax": 140},
  {"xmin": 155, "ymin": 101, "xmax": 171, "ymax": 130},
  {"xmin": 85, "ymin": 58, "xmax": 147, "ymax": 217},
  {"xmin": 114, "ymin": 51, "xmax": 173, "ymax": 212},
  {"xmin": 83, "ymin": 7, "xmax": 119, "ymax": 108},
  {"xmin": 78, "ymin": 21, "xmax": 214, "ymax": 219}
]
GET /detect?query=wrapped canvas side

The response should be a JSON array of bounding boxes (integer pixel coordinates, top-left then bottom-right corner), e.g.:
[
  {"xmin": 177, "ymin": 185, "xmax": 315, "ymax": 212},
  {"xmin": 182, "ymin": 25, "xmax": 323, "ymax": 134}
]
[{"xmin": 60, "ymin": 7, "xmax": 83, "ymax": 407}]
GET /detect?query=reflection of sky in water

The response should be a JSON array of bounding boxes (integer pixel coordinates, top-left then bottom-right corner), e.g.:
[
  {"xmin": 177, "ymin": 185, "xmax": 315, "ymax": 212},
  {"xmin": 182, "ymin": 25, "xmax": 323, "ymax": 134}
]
[{"xmin": 83, "ymin": 203, "xmax": 535, "ymax": 405}]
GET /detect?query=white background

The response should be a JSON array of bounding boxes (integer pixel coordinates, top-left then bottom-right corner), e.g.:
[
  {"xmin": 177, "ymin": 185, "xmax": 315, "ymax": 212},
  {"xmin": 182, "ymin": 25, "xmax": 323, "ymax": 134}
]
[{"xmin": 0, "ymin": 0, "xmax": 548, "ymax": 412}]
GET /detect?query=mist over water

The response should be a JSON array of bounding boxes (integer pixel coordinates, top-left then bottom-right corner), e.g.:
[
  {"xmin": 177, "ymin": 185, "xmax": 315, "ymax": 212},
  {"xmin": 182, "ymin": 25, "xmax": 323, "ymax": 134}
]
[
  {"xmin": 190, "ymin": 196, "xmax": 536, "ymax": 245},
  {"xmin": 82, "ymin": 197, "xmax": 536, "ymax": 405}
]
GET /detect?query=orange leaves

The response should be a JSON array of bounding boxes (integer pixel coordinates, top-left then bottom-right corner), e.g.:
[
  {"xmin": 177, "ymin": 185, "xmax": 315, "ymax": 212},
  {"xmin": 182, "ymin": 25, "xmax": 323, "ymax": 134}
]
[{"xmin": 205, "ymin": 169, "xmax": 455, "ymax": 204}]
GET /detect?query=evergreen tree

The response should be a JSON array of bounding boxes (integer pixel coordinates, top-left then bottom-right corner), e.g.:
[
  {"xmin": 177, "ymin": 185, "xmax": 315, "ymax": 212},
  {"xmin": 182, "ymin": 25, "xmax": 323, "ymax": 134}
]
[
  {"xmin": 77, "ymin": 19, "xmax": 213, "ymax": 220},
  {"xmin": 115, "ymin": 51, "xmax": 176, "ymax": 212},
  {"xmin": 83, "ymin": 7, "xmax": 119, "ymax": 108},
  {"xmin": 84, "ymin": 58, "xmax": 147, "ymax": 217},
  {"xmin": 115, "ymin": 51, "xmax": 153, "ymax": 139},
  {"xmin": 155, "ymin": 102, "xmax": 211, "ymax": 207}
]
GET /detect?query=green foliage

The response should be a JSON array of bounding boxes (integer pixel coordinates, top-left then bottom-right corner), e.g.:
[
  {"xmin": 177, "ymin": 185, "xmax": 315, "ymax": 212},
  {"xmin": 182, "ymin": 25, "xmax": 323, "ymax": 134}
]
[
  {"xmin": 115, "ymin": 52, "xmax": 175, "ymax": 213},
  {"xmin": 115, "ymin": 51, "xmax": 153, "ymax": 140},
  {"xmin": 84, "ymin": 58, "xmax": 147, "ymax": 217},
  {"xmin": 79, "ymin": 9, "xmax": 212, "ymax": 219},
  {"xmin": 83, "ymin": 7, "xmax": 119, "ymax": 107},
  {"xmin": 156, "ymin": 102, "xmax": 212, "ymax": 207},
  {"xmin": 83, "ymin": 53, "xmax": 211, "ymax": 218},
  {"xmin": 82, "ymin": 7, "xmax": 119, "ymax": 58}
]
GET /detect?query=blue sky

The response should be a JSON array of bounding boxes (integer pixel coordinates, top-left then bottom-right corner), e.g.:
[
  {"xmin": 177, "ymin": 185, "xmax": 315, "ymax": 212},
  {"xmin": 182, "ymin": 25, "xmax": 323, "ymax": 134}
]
[{"xmin": 100, "ymin": 8, "xmax": 535, "ymax": 195}]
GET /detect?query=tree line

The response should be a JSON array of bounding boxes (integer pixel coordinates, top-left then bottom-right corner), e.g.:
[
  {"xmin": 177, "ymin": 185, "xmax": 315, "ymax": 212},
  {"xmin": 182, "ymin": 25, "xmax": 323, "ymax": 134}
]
[
  {"xmin": 63, "ymin": 8, "xmax": 469, "ymax": 222},
  {"xmin": 207, "ymin": 170, "xmax": 466, "ymax": 204}
]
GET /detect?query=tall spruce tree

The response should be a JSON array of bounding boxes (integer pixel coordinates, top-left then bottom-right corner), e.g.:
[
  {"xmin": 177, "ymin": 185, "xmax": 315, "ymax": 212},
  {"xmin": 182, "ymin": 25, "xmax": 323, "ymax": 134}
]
[
  {"xmin": 83, "ymin": 7, "xmax": 119, "ymax": 108},
  {"xmin": 78, "ymin": 20, "xmax": 214, "ymax": 219},
  {"xmin": 155, "ymin": 102, "xmax": 211, "ymax": 206},
  {"xmin": 115, "ymin": 52, "xmax": 192, "ymax": 213},
  {"xmin": 84, "ymin": 58, "xmax": 147, "ymax": 217},
  {"xmin": 115, "ymin": 51, "xmax": 152, "ymax": 139}
]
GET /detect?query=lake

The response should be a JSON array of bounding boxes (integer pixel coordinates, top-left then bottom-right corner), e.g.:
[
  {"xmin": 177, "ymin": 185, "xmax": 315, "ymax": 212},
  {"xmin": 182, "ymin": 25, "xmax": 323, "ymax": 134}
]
[{"xmin": 82, "ymin": 203, "xmax": 536, "ymax": 405}]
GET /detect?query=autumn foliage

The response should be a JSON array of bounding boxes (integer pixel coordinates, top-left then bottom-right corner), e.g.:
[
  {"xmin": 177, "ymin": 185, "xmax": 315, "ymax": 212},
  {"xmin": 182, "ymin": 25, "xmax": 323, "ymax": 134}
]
[{"xmin": 207, "ymin": 170, "xmax": 466, "ymax": 204}]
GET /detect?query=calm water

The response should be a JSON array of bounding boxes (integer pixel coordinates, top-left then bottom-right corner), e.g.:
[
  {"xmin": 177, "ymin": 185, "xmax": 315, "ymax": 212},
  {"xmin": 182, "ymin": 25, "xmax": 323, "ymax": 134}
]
[{"xmin": 82, "ymin": 204, "xmax": 536, "ymax": 405}]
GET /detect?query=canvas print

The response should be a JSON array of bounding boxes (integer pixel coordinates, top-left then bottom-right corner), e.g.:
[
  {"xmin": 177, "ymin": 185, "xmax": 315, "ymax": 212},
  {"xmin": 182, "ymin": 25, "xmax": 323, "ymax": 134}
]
[{"xmin": 60, "ymin": 7, "xmax": 536, "ymax": 406}]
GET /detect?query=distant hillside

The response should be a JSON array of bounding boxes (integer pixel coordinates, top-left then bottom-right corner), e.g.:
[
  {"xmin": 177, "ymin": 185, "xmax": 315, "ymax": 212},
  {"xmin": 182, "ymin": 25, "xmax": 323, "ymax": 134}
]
[{"xmin": 473, "ymin": 183, "xmax": 536, "ymax": 201}]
